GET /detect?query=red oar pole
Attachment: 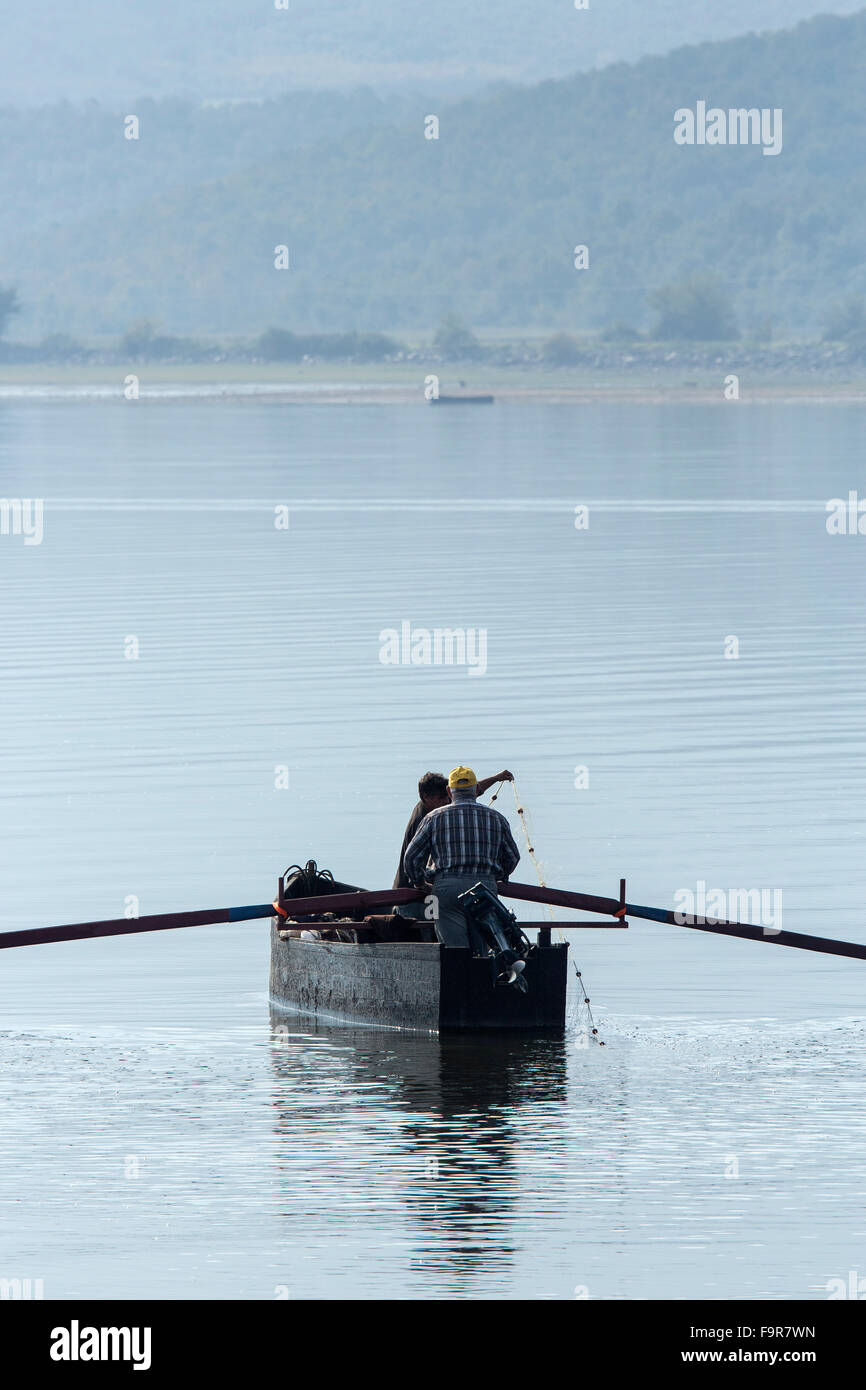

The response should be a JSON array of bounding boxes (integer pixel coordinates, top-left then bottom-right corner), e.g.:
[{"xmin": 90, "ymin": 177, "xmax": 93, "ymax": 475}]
[
  {"xmin": 498, "ymin": 880, "xmax": 866, "ymax": 963},
  {"xmin": 5, "ymin": 879, "xmax": 865, "ymax": 964},
  {"xmin": 498, "ymin": 881, "xmax": 623, "ymax": 916},
  {"xmin": 0, "ymin": 888, "xmax": 427, "ymax": 952},
  {"xmin": 0, "ymin": 903, "xmax": 274, "ymax": 951}
]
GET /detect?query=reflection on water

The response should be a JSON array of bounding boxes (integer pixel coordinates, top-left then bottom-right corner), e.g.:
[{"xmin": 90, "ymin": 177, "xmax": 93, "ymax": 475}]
[
  {"xmin": 269, "ymin": 1020, "xmax": 569, "ymax": 1287},
  {"xmin": 0, "ymin": 987, "xmax": 862, "ymax": 1300}
]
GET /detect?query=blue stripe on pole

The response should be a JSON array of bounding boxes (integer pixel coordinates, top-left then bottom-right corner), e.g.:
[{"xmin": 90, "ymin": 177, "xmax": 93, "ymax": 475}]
[
  {"xmin": 628, "ymin": 903, "xmax": 670, "ymax": 922},
  {"xmin": 227, "ymin": 904, "xmax": 274, "ymax": 922}
]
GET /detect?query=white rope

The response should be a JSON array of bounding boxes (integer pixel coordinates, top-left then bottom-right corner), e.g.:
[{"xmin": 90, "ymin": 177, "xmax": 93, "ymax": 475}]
[{"xmin": 488, "ymin": 778, "xmax": 605, "ymax": 1046}]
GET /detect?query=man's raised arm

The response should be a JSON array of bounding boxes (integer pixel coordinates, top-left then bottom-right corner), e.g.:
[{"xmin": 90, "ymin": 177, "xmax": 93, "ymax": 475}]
[{"xmin": 475, "ymin": 769, "xmax": 514, "ymax": 797}]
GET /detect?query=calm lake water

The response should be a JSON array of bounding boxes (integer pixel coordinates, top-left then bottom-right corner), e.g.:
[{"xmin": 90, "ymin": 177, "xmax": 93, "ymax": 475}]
[{"xmin": 1, "ymin": 395, "xmax": 865, "ymax": 1299}]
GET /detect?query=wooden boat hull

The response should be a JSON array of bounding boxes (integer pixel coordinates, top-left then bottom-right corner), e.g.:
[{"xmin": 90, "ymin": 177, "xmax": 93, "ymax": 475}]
[{"xmin": 269, "ymin": 924, "xmax": 569, "ymax": 1032}]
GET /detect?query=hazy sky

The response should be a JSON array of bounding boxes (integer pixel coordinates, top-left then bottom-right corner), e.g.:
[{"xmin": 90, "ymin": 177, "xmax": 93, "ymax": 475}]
[{"xmin": 2, "ymin": 0, "xmax": 863, "ymax": 104}]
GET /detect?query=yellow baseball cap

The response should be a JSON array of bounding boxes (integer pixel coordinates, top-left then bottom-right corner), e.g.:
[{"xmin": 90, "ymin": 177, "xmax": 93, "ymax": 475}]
[{"xmin": 448, "ymin": 765, "xmax": 477, "ymax": 789}]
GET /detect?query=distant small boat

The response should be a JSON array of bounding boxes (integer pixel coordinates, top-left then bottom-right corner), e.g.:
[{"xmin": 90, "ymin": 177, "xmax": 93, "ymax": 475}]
[{"xmin": 429, "ymin": 393, "xmax": 494, "ymax": 405}]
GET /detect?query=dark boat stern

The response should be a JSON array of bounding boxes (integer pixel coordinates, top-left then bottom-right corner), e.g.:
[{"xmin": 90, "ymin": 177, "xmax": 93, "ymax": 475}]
[{"xmin": 439, "ymin": 941, "xmax": 568, "ymax": 1030}]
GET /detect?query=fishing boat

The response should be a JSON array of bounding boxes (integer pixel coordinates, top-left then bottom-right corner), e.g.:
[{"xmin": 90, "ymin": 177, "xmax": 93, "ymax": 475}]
[
  {"xmin": 4, "ymin": 860, "xmax": 865, "ymax": 1033},
  {"xmin": 269, "ymin": 861, "xmax": 584, "ymax": 1032}
]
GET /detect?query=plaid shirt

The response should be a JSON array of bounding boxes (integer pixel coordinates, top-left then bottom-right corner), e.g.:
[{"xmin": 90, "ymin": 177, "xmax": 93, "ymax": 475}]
[{"xmin": 403, "ymin": 800, "xmax": 520, "ymax": 883}]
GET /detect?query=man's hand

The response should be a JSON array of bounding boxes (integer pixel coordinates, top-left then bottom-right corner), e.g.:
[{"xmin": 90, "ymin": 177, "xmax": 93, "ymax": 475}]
[{"xmin": 497, "ymin": 770, "xmax": 514, "ymax": 782}]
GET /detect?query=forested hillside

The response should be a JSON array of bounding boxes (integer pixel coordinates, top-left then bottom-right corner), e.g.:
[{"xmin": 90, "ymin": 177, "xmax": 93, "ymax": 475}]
[{"xmin": 2, "ymin": 12, "xmax": 865, "ymax": 339}]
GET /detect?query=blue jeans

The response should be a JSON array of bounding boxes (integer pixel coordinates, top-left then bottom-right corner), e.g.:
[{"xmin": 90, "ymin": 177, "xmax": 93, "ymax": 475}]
[{"xmin": 431, "ymin": 871, "xmax": 498, "ymax": 948}]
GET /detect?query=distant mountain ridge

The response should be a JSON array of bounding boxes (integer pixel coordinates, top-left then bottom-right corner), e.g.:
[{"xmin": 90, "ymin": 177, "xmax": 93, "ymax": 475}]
[
  {"xmin": 2, "ymin": 12, "xmax": 865, "ymax": 339},
  {"xmin": 0, "ymin": 0, "xmax": 862, "ymax": 104}
]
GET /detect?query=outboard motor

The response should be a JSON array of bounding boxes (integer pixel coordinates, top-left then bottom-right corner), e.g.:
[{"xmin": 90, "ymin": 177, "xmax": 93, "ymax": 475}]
[{"xmin": 458, "ymin": 882, "xmax": 532, "ymax": 992}]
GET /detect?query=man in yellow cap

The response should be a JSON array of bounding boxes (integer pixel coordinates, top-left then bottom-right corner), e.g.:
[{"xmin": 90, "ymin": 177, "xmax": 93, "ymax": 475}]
[
  {"xmin": 393, "ymin": 767, "xmax": 514, "ymax": 891},
  {"xmin": 403, "ymin": 766, "xmax": 520, "ymax": 947}
]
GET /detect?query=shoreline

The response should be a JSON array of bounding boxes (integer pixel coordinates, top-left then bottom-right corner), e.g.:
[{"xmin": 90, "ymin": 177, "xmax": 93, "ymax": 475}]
[{"xmin": 2, "ymin": 363, "xmax": 866, "ymax": 405}]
